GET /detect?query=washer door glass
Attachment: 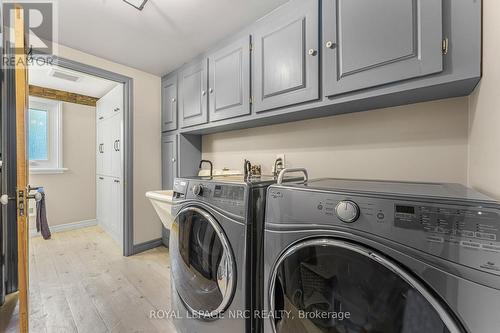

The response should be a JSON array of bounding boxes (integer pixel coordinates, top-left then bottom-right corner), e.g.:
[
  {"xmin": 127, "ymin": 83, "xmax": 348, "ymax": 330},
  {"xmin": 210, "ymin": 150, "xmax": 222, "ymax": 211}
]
[
  {"xmin": 269, "ymin": 239, "xmax": 462, "ymax": 333},
  {"xmin": 171, "ymin": 207, "xmax": 235, "ymax": 319}
]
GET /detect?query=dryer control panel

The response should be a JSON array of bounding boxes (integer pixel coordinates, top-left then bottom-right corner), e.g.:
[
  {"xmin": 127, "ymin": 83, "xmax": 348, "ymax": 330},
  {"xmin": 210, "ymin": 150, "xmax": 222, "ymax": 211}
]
[
  {"xmin": 266, "ymin": 186, "xmax": 500, "ymax": 277},
  {"xmin": 173, "ymin": 178, "xmax": 247, "ymax": 218}
]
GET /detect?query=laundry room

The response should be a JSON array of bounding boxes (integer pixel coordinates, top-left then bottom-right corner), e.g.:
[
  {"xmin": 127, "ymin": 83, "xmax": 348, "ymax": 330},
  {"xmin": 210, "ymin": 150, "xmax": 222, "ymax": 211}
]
[{"xmin": 1, "ymin": 0, "xmax": 499, "ymax": 333}]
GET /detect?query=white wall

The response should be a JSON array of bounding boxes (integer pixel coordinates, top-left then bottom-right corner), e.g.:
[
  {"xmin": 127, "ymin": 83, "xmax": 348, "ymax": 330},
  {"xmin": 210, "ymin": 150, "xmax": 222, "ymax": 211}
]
[
  {"xmin": 468, "ymin": 0, "xmax": 500, "ymax": 200},
  {"xmin": 30, "ymin": 102, "xmax": 96, "ymax": 227},
  {"xmin": 56, "ymin": 44, "xmax": 162, "ymax": 244},
  {"xmin": 203, "ymin": 97, "xmax": 469, "ymax": 183}
]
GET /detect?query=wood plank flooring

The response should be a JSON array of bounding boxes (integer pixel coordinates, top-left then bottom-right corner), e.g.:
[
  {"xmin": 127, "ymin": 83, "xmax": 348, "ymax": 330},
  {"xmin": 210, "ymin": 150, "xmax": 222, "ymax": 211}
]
[{"xmin": 0, "ymin": 226, "xmax": 177, "ymax": 333}]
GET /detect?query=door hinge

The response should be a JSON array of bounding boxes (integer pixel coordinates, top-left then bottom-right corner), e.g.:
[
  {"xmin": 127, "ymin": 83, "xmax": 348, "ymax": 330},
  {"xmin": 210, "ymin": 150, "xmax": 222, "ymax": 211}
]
[{"xmin": 442, "ymin": 38, "xmax": 449, "ymax": 55}]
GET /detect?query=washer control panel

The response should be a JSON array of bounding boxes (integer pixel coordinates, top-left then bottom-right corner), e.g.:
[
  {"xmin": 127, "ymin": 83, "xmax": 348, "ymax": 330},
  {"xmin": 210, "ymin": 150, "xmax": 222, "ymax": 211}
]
[
  {"xmin": 266, "ymin": 187, "xmax": 500, "ymax": 276},
  {"xmin": 174, "ymin": 179, "xmax": 247, "ymax": 218}
]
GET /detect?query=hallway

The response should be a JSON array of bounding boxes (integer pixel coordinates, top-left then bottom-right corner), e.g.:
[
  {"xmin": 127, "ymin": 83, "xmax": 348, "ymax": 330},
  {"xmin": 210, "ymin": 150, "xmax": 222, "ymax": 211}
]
[{"xmin": 1, "ymin": 227, "xmax": 175, "ymax": 333}]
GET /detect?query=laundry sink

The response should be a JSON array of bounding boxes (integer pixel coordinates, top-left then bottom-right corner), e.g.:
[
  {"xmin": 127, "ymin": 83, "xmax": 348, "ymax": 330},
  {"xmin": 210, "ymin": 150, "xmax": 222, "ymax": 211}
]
[{"xmin": 146, "ymin": 190, "xmax": 175, "ymax": 230}]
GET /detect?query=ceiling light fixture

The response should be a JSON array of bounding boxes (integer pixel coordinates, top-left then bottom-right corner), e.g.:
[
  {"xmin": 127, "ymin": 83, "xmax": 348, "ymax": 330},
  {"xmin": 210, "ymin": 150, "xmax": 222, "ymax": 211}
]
[{"xmin": 122, "ymin": 0, "xmax": 148, "ymax": 11}]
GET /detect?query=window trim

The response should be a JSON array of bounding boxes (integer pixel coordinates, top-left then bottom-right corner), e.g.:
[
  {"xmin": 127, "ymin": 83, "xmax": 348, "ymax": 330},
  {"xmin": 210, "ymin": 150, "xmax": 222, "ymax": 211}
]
[{"xmin": 28, "ymin": 96, "xmax": 66, "ymax": 174}]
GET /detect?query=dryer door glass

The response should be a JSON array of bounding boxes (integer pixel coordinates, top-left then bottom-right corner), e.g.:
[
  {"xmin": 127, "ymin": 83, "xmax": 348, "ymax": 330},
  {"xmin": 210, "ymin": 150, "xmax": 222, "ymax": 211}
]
[
  {"xmin": 269, "ymin": 239, "xmax": 462, "ymax": 333},
  {"xmin": 171, "ymin": 207, "xmax": 235, "ymax": 319}
]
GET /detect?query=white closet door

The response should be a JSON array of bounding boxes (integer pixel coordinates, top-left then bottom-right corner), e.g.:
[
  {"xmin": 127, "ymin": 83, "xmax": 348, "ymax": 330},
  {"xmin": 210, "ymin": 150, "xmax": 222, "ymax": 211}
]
[
  {"xmin": 96, "ymin": 121, "xmax": 105, "ymax": 175},
  {"xmin": 109, "ymin": 114, "xmax": 122, "ymax": 178},
  {"xmin": 110, "ymin": 177, "xmax": 123, "ymax": 246}
]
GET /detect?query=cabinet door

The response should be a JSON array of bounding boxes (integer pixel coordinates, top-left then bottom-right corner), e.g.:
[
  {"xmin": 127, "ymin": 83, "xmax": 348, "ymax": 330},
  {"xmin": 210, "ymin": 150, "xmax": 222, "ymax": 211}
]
[
  {"xmin": 323, "ymin": 0, "xmax": 443, "ymax": 97},
  {"xmin": 208, "ymin": 36, "xmax": 251, "ymax": 121},
  {"xmin": 253, "ymin": 0, "xmax": 319, "ymax": 112},
  {"xmin": 179, "ymin": 60, "xmax": 208, "ymax": 128},
  {"xmin": 102, "ymin": 117, "xmax": 113, "ymax": 176},
  {"xmin": 96, "ymin": 121, "xmax": 105, "ymax": 175},
  {"xmin": 97, "ymin": 176, "xmax": 111, "ymax": 232},
  {"xmin": 110, "ymin": 178, "xmax": 123, "ymax": 246},
  {"xmin": 162, "ymin": 134, "xmax": 177, "ymax": 190},
  {"xmin": 109, "ymin": 114, "xmax": 122, "ymax": 178},
  {"xmin": 162, "ymin": 75, "xmax": 177, "ymax": 132}
]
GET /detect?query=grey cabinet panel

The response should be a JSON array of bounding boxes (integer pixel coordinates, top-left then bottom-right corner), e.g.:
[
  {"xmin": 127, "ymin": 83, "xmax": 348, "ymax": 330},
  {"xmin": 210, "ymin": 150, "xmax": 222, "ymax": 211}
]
[
  {"xmin": 161, "ymin": 75, "xmax": 177, "ymax": 132},
  {"xmin": 253, "ymin": 0, "xmax": 319, "ymax": 112},
  {"xmin": 208, "ymin": 35, "xmax": 251, "ymax": 122},
  {"xmin": 162, "ymin": 134, "xmax": 177, "ymax": 190},
  {"xmin": 323, "ymin": 0, "xmax": 443, "ymax": 97},
  {"xmin": 179, "ymin": 60, "xmax": 208, "ymax": 128}
]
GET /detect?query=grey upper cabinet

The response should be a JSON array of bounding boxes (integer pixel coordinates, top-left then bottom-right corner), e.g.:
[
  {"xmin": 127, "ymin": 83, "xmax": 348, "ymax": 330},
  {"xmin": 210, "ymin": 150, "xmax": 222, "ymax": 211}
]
[
  {"xmin": 323, "ymin": 0, "xmax": 443, "ymax": 97},
  {"xmin": 179, "ymin": 60, "xmax": 208, "ymax": 128},
  {"xmin": 208, "ymin": 35, "xmax": 251, "ymax": 122},
  {"xmin": 252, "ymin": 0, "xmax": 319, "ymax": 113},
  {"xmin": 161, "ymin": 74, "xmax": 177, "ymax": 132},
  {"xmin": 162, "ymin": 134, "xmax": 177, "ymax": 190}
]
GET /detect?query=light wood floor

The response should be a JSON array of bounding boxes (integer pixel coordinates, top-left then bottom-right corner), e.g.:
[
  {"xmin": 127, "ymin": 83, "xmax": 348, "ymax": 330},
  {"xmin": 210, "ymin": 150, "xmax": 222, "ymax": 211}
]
[{"xmin": 0, "ymin": 226, "xmax": 177, "ymax": 333}]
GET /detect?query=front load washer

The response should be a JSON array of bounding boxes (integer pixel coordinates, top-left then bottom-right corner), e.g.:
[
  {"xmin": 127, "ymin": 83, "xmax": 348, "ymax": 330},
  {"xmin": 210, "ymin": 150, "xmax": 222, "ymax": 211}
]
[
  {"xmin": 170, "ymin": 173, "xmax": 306, "ymax": 333},
  {"xmin": 263, "ymin": 177, "xmax": 500, "ymax": 333}
]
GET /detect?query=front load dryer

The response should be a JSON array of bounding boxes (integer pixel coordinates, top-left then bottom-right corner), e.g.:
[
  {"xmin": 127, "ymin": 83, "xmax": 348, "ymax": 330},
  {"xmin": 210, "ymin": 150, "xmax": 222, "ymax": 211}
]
[{"xmin": 263, "ymin": 178, "xmax": 500, "ymax": 333}]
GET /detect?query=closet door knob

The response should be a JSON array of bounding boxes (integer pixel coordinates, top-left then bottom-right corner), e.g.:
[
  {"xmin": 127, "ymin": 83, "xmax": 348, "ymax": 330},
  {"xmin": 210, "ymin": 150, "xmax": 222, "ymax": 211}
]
[
  {"xmin": 209, "ymin": 88, "xmax": 213, "ymax": 94},
  {"xmin": 308, "ymin": 48, "xmax": 317, "ymax": 56},
  {"xmin": 201, "ymin": 90, "xmax": 206, "ymax": 96}
]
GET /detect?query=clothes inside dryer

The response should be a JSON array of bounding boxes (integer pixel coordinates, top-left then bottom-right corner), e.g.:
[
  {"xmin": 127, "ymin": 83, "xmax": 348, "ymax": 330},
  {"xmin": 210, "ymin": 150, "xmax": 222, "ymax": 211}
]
[{"xmin": 271, "ymin": 240, "xmax": 451, "ymax": 333}]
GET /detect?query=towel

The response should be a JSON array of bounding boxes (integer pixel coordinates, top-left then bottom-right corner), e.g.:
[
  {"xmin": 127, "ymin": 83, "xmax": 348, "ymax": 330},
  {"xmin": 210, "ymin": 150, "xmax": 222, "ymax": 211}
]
[{"xmin": 36, "ymin": 189, "xmax": 51, "ymax": 240}]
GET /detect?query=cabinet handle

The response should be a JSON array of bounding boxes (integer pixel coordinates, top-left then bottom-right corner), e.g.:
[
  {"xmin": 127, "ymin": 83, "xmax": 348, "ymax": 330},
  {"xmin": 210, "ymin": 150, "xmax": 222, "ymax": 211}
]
[
  {"xmin": 171, "ymin": 98, "xmax": 176, "ymax": 103},
  {"xmin": 171, "ymin": 157, "xmax": 176, "ymax": 163},
  {"xmin": 99, "ymin": 177, "xmax": 104, "ymax": 180},
  {"xmin": 114, "ymin": 107, "xmax": 120, "ymax": 112},
  {"xmin": 99, "ymin": 116, "xmax": 104, "ymax": 120},
  {"xmin": 201, "ymin": 90, "xmax": 206, "ymax": 96},
  {"xmin": 325, "ymin": 41, "xmax": 336, "ymax": 49},
  {"xmin": 209, "ymin": 88, "xmax": 213, "ymax": 94},
  {"xmin": 116, "ymin": 140, "xmax": 120, "ymax": 152},
  {"xmin": 308, "ymin": 49, "xmax": 317, "ymax": 56},
  {"xmin": 114, "ymin": 179, "xmax": 120, "ymax": 183}
]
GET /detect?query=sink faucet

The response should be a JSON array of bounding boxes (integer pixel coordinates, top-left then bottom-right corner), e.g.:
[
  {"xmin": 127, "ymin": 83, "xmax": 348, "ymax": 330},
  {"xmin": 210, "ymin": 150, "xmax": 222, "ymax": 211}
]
[{"xmin": 199, "ymin": 160, "xmax": 213, "ymax": 177}]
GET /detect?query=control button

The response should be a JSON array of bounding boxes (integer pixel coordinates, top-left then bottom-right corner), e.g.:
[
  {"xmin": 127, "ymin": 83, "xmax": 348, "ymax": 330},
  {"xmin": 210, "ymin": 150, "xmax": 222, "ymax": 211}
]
[
  {"xmin": 376, "ymin": 212, "xmax": 385, "ymax": 220},
  {"xmin": 335, "ymin": 200, "xmax": 360, "ymax": 223},
  {"xmin": 426, "ymin": 236, "xmax": 444, "ymax": 243},
  {"xmin": 460, "ymin": 241, "xmax": 481, "ymax": 249},
  {"xmin": 192, "ymin": 184, "xmax": 204, "ymax": 196},
  {"xmin": 475, "ymin": 232, "xmax": 497, "ymax": 241}
]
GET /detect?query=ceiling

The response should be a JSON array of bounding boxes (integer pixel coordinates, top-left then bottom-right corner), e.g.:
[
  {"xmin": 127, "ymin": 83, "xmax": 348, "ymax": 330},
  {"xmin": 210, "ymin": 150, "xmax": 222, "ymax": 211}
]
[
  {"xmin": 29, "ymin": 64, "xmax": 118, "ymax": 98},
  {"xmin": 52, "ymin": 0, "xmax": 288, "ymax": 76}
]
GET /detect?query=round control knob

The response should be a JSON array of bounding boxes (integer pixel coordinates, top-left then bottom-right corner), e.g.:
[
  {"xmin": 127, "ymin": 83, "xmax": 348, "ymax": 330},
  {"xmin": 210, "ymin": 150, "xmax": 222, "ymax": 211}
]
[
  {"xmin": 335, "ymin": 200, "xmax": 360, "ymax": 223},
  {"xmin": 192, "ymin": 184, "xmax": 204, "ymax": 196}
]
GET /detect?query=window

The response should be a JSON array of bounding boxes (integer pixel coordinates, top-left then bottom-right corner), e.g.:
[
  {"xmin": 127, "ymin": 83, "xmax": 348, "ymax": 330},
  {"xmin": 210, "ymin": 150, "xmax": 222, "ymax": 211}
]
[{"xmin": 28, "ymin": 97, "xmax": 66, "ymax": 174}]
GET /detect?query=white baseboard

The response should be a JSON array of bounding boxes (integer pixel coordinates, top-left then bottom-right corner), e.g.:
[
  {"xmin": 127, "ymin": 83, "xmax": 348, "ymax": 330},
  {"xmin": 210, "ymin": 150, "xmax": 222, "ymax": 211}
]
[{"xmin": 30, "ymin": 219, "xmax": 97, "ymax": 237}]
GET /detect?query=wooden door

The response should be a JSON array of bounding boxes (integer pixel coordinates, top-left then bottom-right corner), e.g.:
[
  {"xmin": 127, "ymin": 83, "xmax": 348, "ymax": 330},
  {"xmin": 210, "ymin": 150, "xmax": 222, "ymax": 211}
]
[
  {"xmin": 161, "ymin": 134, "xmax": 177, "ymax": 190},
  {"xmin": 14, "ymin": 6, "xmax": 30, "ymax": 332},
  {"xmin": 252, "ymin": 0, "xmax": 319, "ymax": 112},
  {"xmin": 161, "ymin": 75, "xmax": 178, "ymax": 132},
  {"xmin": 179, "ymin": 60, "xmax": 208, "ymax": 128},
  {"xmin": 322, "ymin": 0, "xmax": 443, "ymax": 97},
  {"xmin": 208, "ymin": 35, "xmax": 251, "ymax": 122}
]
